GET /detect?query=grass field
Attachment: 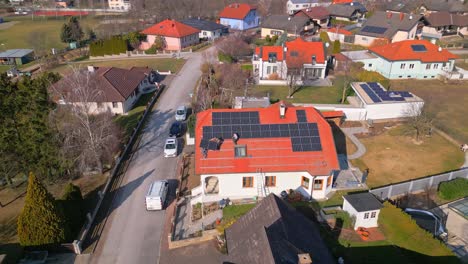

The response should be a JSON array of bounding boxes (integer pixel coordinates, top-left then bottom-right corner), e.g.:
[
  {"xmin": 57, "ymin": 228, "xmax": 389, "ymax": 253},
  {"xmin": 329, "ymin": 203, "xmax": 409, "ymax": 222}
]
[
  {"xmin": 352, "ymin": 125, "xmax": 464, "ymax": 188},
  {"xmin": 250, "ymin": 84, "xmax": 344, "ymax": 104},
  {"xmin": 115, "ymin": 91, "xmax": 155, "ymax": 138},
  {"xmin": 390, "ymin": 79, "xmax": 468, "ymax": 143}
]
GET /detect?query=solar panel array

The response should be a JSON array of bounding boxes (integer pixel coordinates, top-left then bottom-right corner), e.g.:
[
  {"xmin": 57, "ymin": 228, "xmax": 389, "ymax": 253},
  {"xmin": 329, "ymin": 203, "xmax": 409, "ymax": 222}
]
[
  {"xmin": 411, "ymin": 44, "xmax": 427, "ymax": 52},
  {"xmin": 361, "ymin": 82, "xmax": 413, "ymax": 103},
  {"xmin": 361, "ymin": 26, "xmax": 387, "ymax": 34},
  {"xmin": 201, "ymin": 111, "xmax": 322, "ymax": 152}
]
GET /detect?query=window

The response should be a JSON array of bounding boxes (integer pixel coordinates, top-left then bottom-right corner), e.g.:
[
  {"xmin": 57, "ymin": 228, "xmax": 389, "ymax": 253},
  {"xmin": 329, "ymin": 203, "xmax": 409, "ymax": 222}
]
[
  {"xmin": 203, "ymin": 32, "xmax": 207, "ymax": 36},
  {"xmin": 302, "ymin": 4, "xmax": 307, "ymax": 7},
  {"xmin": 407, "ymin": 75, "xmax": 411, "ymax": 78},
  {"xmin": 362, "ymin": 37, "xmax": 367, "ymax": 41},
  {"xmin": 290, "ymin": 51, "xmax": 299, "ymax": 57},
  {"xmin": 112, "ymin": 102, "xmax": 118, "ymax": 108},
  {"xmin": 242, "ymin": 176, "xmax": 253, "ymax": 188},
  {"xmin": 267, "ymin": 66, "xmax": 271, "ymax": 74},
  {"xmin": 424, "ymin": 76, "xmax": 427, "ymax": 78},
  {"xmin": 296, "ymin": 4, "xmax": 299, "ymax": 7},
  {"xmin": 364, "ymin": 212, "xmax": 370, "ymax": 219},
  {"xmin": 399, "ymin": 76, "xmax": 402, "ymax": 78},
  {"xmin": 368, "ymin": 63, "xmax": 372, "ymax": 67},
  {"xmin": 409, "ymin": 64, "xmax": 414, "ymax": 69},
  {"xmin": 301, "ymin": 176, "xmax": 310, "ymax": 189},
  {"xmin": 371, "ymin": 211, "xmax": 377, "ymax": 218},
  {"xmin": 272, "ymin": 66, "xmax": 277, "ymax": 73},
  {"xmin": 234, "ymin": 145, "xmax": 247, "ymax": 157},
  {"xmin": 426, "ymin": 64, "xmax": 431, "ymax": 69},
  {"xmin": 265, "ymin": 176, "xmax": 276, "ymax": 187},
  {"xmin": 433, "ymin": 64, "xmax": 439, "ymax": 69},
  {"xmin": 400, "ymin": 63, "xmax": 406, "ymax": 69},
  {"xmin": 327, "ymin": 176, "xmax": 333, "ymax": 187},
  {"xmin": 97, "ymin": 102, "xmax": 103, "ymax": 108},
  {"xmin": 313, "ymin": 179, "xmax": 323, "ymax": 190},
  {"xmin": 431, "ymin": 76, "xmax": 435, "ymax": 78}
]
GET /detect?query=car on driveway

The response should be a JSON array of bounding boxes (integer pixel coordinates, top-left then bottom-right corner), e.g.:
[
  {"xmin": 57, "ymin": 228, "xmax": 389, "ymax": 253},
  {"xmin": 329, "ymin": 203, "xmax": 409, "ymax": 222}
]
[
  {"xmin": 175, "ymin": 105, "xmax": 187, "ymax": 121},
  {"xmin": 164, "ymin": 138, "xmax": 178, "ymax": 157},
  {"xmin": 169, "ymin": 122, "xmax": 183, "ymax": 137}
]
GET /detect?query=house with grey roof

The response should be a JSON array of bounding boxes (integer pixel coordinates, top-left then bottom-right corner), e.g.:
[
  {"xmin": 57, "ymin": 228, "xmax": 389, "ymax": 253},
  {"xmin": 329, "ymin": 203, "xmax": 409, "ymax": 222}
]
[
  {"xmin": 420, "ymin": 0, "xmax": 468, "ymax": 14},
  {"xmin": 286, "ymin": 0, "xmax": 332, "ymax": 15},
  {"xmin": 51, "ymin": 66, "xmax": 157, "ymax": 115},
  {"xmin": 327, "ymin": 3, "xmax": 365, "ymax": 22},
  {"xmin": 225, "ymin": 194, "xmax": 335, "ymax": 264},
  {"xmin": 385, "ymin": 0, "xmax": 424, "ymax": 14},
  {"xmin": 421, "ymin": 11, "xmax": 468, "ymax": 39},
  {"xmin": 0, "ymin": 49, "xmax": 34, "ymax": 65},
  {"xmin": 294, "ymin": 6, "xmax": 330, "ymax": 28},
  {"xmin": 260, "ymin": 15, "xmax": 313, "ymax": 38},
  {"xmin": 181, "ymin": 18, "xmax": 228, "ymax": 41},
  {"xmin": 354, "ymin": 11, "xmax": 422, "ymax": 47}
]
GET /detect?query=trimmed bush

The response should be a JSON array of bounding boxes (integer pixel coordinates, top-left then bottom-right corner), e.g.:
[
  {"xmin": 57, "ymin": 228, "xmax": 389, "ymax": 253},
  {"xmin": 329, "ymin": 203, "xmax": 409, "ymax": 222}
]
[
  {"xmin": 332, "ymin": 40, "xmax": 341, "ymax": 54},
  {"xmin": 58, "ymin": 183, "xmax": 85, "ymax": 240},
  {"xmin": 218, "ymin": 52, "xmax": 233, "ymax": 63},
  {"xmin": 319, "ymin": 31, "xmax": 330, "ymax": 43},
  {"xmin": 187, "ymin": 115, "xmax": 196, "ymax": 137},
  {"xmin": 90, "ymin": 36, "xmax": 127, "ymax": 57},
  {"xmin": 438, "ymin": 178, "xmax": 468, "ymax": 200},
  {"xmin": 17, "ymin": 173, "xmax": 70, "ymax": 247}
]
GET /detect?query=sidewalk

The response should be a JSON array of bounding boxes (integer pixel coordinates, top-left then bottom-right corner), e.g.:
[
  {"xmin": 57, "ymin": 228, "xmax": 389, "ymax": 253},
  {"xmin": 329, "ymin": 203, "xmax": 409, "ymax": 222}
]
[{"xmin": 341, "ymin": 126, "xmax": 368, "ymax": 160}]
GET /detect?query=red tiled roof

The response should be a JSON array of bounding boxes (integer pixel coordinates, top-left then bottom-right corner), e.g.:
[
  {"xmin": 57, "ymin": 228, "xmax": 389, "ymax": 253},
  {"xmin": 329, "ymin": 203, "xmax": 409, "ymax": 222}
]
[
  {"xmin": 332, "ymin": 0, "xmax": 353, "ymax": 3},
  {"xmin": 294, "ymin": 6, "xmax": 330, "ymax": 20},
  {"xmin": 327, "ymin": 27, "xmax": 352, "ymax": 36},
  {"xmin": 285, "ymin": 38, "xmax": 325, "ymax": 66},
  {"xmin": 333, "ymin": 53, "xmax": 350, "ymax": 61},
  {"xmin": 369, "ymin": 40, "xmax": 458, "ymax": 63},
  {"xmin": 321, "ymin": 111, "xmax": 344, "ymax": 118},
  {"xmin": 219, "ymin": 3, "xmax": 256, "ymax": 20},
  {"xmin": 141, "ymin": 19, "xmax": 200, "ymax": 38},
  {"xmin": 195, "ymin": 103, "xmax": 339, "ymax": 176},
  {"xmin": 255, "ymin": 46, "xmax": 285, "ymax": 61}
]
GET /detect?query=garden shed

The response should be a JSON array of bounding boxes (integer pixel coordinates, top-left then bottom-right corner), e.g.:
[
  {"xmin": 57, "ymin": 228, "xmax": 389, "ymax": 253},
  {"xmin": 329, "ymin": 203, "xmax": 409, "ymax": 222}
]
[{"xmin": 343, "ymin": 192, "xmax": 383, "ymax": 230}]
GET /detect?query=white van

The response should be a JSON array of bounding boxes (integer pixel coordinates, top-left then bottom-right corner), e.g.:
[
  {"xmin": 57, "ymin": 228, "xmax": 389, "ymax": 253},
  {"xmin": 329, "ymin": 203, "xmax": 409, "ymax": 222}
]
[{"xmin": 145, "ymin": 180, "xmax": 169, "ymax": 211}]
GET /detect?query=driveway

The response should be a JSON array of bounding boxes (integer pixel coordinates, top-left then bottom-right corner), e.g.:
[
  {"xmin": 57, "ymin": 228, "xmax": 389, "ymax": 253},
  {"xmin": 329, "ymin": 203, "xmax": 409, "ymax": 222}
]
[{"xmin": 80, "ymin": 50, "xmax": 210, "ymax": 264}]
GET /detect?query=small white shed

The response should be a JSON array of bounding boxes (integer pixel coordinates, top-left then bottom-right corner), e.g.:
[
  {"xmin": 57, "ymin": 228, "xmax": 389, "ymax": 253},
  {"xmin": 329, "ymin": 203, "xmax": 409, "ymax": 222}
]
[{"xmin": 343, "ymin": 193, "xmax": 383, "ymax": 230}]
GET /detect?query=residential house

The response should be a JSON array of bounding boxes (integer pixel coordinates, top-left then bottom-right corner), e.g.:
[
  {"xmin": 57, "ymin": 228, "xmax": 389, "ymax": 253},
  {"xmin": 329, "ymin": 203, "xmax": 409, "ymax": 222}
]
[
  {"xmin": 0, "ymin": 49, "xmax": 34, "ymax": 65},
  {"xmin": 219, "ymin": 3, "xmax": 259, "ymax": 30},
  {"xmin": 420, "ymin": 0, "xmax": 468, "ymax": 15},
  {"xmin": 51, "ymin": 66, "xmax": 157, "ymax": 115},
  {"xmin": 343, "ymin": 193, "xmax": 383, "ymax": 230},
  {"xmin": 326, "ymin": 27, "xmax": 353, "ymax": 43},
  {"xmin": 327, "ymin": 3, "xmax": 365, "ymax": 22},
  {"xmin": 108, "ymin": 0, "xmax": 130, "ymax": 10},
  {"xmin": 294, "ymin": 6, "xmax": 330, "ymax": 28},
  {"xmin": 140, "ymin": 19, "xmax": 200, "ymax": 51},
  {"xmin": 190, "ymin": 102, "xmax": 340, "ymax": 205},
  {"xmin": 181, "ymin": 18, "xmax": 228, "ymax": 41},
  {"xmin": 421, "ymin": 11, "xmax": 468, "ymax": 40},
  {"xmin": 253, "ymin": 38, "xmax": 327, "ymax": 81},
  {"xmin": 342, "ymin": 40, "xmax": 458, "ymax": 79},
  {"xmin": 385, "ymin": 0, "xmax": 424, "ymax": 14},
  {"xmin": 225, "ymin": 194, "xmax": 335, "ymax": 264},
  {"xmin": 286, "ymin": 0, "xmax": 332, "ymax": 15},
  {"xmin": 442, "ymin": 198, "xmax": 468, "ymax": 243},
  {"xmin": 354, "ymin": 11, "xmax": 422, "ymax": 47},
  {"xmin": 55, "ymin": 0, "xmax": 70, "ymax": 8},
  {"xmin": 260, "ymin": 15, "xmax": 313, "ymax": 38}
]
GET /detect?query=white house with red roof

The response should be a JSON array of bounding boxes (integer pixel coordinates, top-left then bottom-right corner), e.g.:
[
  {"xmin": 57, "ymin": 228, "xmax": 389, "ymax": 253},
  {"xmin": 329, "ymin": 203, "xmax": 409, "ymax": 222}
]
[
  {"xmin": 140, "ymin": 19, "xmax": 200, "ymax": 51},
  {"xmin": 326, "ymin": 27, "xmax": 353, "ymax": 43},
  {"xmin": 190, "ymin": 102, "xmax": 340, "ymax": 205},
  {"xmin": 252, "ymin": 38, "xmax": 327, "ymax": 82},
  {"xmin": 341, "ymin": 40, "xmax": 458, "ymax": 79},
  {"xmin": 219, "ymin": 3, "xmax": 260, "ymax": 30}
]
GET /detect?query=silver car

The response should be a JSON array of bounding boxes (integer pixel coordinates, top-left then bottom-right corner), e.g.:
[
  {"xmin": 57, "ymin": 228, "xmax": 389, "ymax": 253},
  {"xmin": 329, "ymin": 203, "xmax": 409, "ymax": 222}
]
[
  {"xmin": 164, "ymin": 138, "xmax": 178, "ymax": 158},
  {"xmin": 175, "ymin": 105, "xmax": 187, "ymax": 121}
]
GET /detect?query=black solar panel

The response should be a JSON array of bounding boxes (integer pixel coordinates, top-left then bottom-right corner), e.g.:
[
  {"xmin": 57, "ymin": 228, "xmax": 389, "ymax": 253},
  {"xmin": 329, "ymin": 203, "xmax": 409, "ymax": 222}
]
[
  {"xmin": 291, "ymin": 137, "xmax": 322, "ymax": 152},
  {"xmin": 212, "ymin": 111, "xmax": 260, "ymax": 125},
  {"xmin": 361, "ymin": 82, "xmax": 414, "ymax": 102},
  {"xmin": 199, "ymin": 138, "xmax": 210, "ymax": 149},
  {"xmin": 361, "ymin": 26, "xmax": 387, "ymax": 34},
  {"xmin": 296, "ymin": 110, "xmax": 307, "ymax": 123},
  {"xmin": 411, "ymin": 44, "xmax": 427, "ymax": 52},
  {"xmin": 207, "ymin": 141, "xmax": 219, "ymax": 150}
]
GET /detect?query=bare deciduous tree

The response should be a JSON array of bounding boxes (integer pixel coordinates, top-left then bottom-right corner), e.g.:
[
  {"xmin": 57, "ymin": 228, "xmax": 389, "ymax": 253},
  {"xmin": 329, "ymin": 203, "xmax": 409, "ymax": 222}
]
[
  {"xmin": 403, "ymin": 103, "xmax": 434, "ymax": 142},
  {"xmin": 286, "ymin": 54, "xmax": 303, "ymax": 98}
]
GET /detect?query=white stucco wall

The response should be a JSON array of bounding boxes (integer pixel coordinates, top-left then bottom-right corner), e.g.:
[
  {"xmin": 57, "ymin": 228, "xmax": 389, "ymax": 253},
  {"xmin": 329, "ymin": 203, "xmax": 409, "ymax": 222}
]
[
  {"xmin": 354, "ymin": 34, "xmax": 380, "ymax": 47},
  {"xmin": 343, "ymin": 199, "xmax": 380, "ymax": 230},
  {"xmin": 365, "ymin": 101, "xmax": 424, "ymax": 120}
]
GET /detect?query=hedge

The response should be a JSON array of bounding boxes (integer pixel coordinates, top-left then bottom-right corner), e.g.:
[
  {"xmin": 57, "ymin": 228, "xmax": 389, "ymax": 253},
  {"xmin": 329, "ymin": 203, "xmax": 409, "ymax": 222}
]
[
  {"xmin": 90, "ymin": 36, "xmax": 127, "ymax": 57},
  {"xmin": 438, "ymin": 178, "xmax": 468, "ymax": 200}
]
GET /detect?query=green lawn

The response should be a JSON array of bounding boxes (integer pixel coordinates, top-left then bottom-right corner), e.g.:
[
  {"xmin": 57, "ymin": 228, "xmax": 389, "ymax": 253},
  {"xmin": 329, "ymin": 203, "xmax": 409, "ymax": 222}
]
[
  {"xmin": 251, "ymin": 84, "xmax": 344, "ymax": 104},
  {"xmin": 115, "ymin": 92, "xmax": 155, "ymax": 138},
  {"xmin": 0, "ymin": 65, "xmax": 10, "ymax": 73},
  {"xmin": 222, "ymin": 203, "xmax": 256, "ymax": 222}
]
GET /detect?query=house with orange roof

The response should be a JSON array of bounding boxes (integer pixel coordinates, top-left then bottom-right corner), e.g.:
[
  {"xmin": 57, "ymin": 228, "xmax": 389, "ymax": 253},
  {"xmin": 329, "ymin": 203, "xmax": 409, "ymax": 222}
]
[
  {"xmin": 140, "ymin": 19, "xmax": 200, "ymax": 51},
  {"xmin": 326, "ymin": 27, "xmax": 353, "ymax": 43},
  {"xmin": 219, "ymin": 3, "xmax": 260, "ymax": 30},
  {"xmin": 190, "ymin": 102, "xmax": 340, "ymax": 205},
  {"xmin": 252, "ymin": 38, "xmax": 327, "ymax": 82},
  {"xmin": 341, "ymin": 40, "xmax": 458, "ymax": 79}
]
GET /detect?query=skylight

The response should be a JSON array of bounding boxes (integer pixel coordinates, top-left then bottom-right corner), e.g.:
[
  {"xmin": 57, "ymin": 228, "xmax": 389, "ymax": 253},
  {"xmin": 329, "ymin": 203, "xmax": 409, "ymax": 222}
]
[{"xmin": 411, "ymin": 44, "xmax": 427, "ymax": 52}]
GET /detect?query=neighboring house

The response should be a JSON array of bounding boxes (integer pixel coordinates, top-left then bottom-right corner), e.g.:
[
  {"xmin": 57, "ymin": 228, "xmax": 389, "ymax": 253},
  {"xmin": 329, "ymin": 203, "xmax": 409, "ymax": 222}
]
[
  {"xmin": 51, "ymin": 66, "xmax": 157, "ymax": 115},
  {"xmin": 420, "ymin": 0, "xmax": 468, "ymax": 14},
  {"xmin": 0, "ymin": 49, "xmax": 34, "ymax": 65},
  {"xmin": 421, "ymin": 11, "xmax": 468, "ymax": 40},
  {"xmin": 342, "ymin": 40, "xmax": 458, "ymax": 79},
  {"xmin": 326, "ymin": 27, "xmax": 353, "ymax": 42},
  {"xmin": 234, "ymin": 96, "xmax": 271, "ymax": 109},
  {"xmin": 108, "ymin": 0, "xmax": 130, "ymax": 10},
  {"xmin": 181, "ymin": 18, "xmax": 228, "ymax": 41},
  {"xmin": 253, "ymin": 38, "xmax": 327, "ymax": 81},
  {"xmin": 190, "ymin": 102, "xmax": 340, "ymax": 205},
  {"xmin": 294, "ymin": 6, "xmax": 330, "ymax": 28},
  {"xmin": 219, "ymin": 3, "xmax": 259, "ymax": 30},
  {"xmin": 55, "ymin": 0, "xmax": 70, "ymax": 8},
  {"xmin": 354, "ymin": 11, "xmax": 422, "ymax": 47},
  {"xmin": 343, "ymin": 193, "xmax": 383, "ymax": 230},
  {"xmin": 225, "ymin": 194, "xmax": 335, "ymax": 264},
  {"xmin": 385, "ymin": 0, "xmax": 424, "ymax": 14},
  {"xmin": 260, "ymin": 15, "xmax": 313, "ymax": 38},
  {"xmin": 442, "ymin": 198, "xmax": 468, "ymax": 243},
  {"xmin": 327, "ymin": 3, "xmax": 365, "ymax": 22},
  {"xmin": 140, "ymin": 19, "xmax": 200, "ymax": 51},
  {"xmin": 286, "ymin": 0, "xmax": 332, "ymax": 15}
]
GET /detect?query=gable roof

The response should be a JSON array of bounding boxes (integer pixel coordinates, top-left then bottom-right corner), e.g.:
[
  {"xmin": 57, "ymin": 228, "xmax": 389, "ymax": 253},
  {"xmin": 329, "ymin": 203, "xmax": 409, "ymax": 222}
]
[
  {"xmin": 261, "ymin": 15, "xmax": 311, "ymax": 34},
  {"xmin": 327, "ymin": 4, "xmax": 359, "ymax": 18},
  {"xmin": 422, "ymin": 0, "xmax": 468, "ymax": 13},
  {"xmin": 226, "ymin": 194, "xmax": 335, "ymax": 264},
  {"xmin": 0, "ymin": 49, "xmax": 33, "ymax": 58},
  {"xmin": 368, "ymin": 39, "xmax": 458, "ymax": 63},
  {"xmin": 294, "ymin": 6, "xmax": 330, "ymax": 20},
  {"xmin": 285, "ymin": 38, "xmax": 326, "ymax": 65},
  {"xmin": 181, "ymin": 18, "xmax": 227, "ymax": 31},
  {"xmin": 327, "ymin": 27, "xmax": 352, "ymax": 35},
  {"xmin": 195, "ymin": 102, "xmax": 339, "ymax": 176},
  {"xmin": 289, "ymin": 0, "xmax": 322, "ymax": 4},
  {"xmin": 219, "ymin": 3, "xmax": 256, "ymax": 20},
  {"xmin": 342, "ymin": 2, "xmax": 367, "ymax": 13},
  {"xmin": 425, "ymin": 11, "xmax": 468, "ymax": 27},
  {"xmin": 52, "ymin": 67, "xmax": 150, "ymax": 103},
  {"xmin": 343, "ymin": 193, "xmax": 383, "ymax": 212},
  {"xmin": 385, "ymin": 0, "xmax": 423, "ymax": 13},
  {"xmin": 356, "ymin": 11, "xmax": 422, "ymax": 39},
  {"xmin": 141, "ymin": 19, "xmax": 200, "ymax": 38},
  {"xmin": 255, "ymin": 46, "xmax": 285, "ymax": 61}
]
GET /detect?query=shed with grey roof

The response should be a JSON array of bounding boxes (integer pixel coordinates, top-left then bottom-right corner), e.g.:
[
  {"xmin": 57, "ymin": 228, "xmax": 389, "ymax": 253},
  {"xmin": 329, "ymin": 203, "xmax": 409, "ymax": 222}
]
[
  {"xmin": 343, "ymin": 192, "xmax": 383, "ymax": 230},
  {"xmin": 0, "ymin": 49, "xmax": 34, "ymax": 65}
]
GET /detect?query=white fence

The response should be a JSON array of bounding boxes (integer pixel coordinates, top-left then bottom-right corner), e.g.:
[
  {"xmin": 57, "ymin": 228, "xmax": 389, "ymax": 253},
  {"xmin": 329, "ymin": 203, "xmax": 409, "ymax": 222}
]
[
  {"xmin": 370, "ymin": 168, "xmax": 468, "ymax": 200},
  {"xmin": 294, "ymin": 103, "xmax": 367, "ymax": 121}
]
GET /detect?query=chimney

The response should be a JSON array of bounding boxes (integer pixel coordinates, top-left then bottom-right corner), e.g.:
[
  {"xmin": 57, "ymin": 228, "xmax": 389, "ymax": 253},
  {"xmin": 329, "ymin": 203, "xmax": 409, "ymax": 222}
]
[
  {"xmin": 87, "ymin": 65, "xmax": 95, "ymax": 72},
  {"xmin": 399, "ymin": 12, "xmax": 404, "ymax": 21},
  {"xmin": 279, "ymin": 102, "xmax": 286, "ymax": 119},
  {"xmin": 438, "ymin": 46, "xmax": 442, "ymax": 52},
  {"xmin": 298, "ymin": 253, "xmax": 312, "ymax": 264},
  {"xmin": 386, "ymin": 12, "xmax": 392, "ymax": 19}
]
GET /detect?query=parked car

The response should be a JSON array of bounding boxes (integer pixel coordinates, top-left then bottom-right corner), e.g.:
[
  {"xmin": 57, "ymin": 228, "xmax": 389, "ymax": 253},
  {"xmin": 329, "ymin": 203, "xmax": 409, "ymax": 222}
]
[
  {"xmin": 404, "ymin": 208, "xmax": 448, "ymax": 240},
  {"xmin": 6, "ymin": 68, "xmax": 20, "ymax": 77},
  {"xmin": 175, "ymin": 105, "xmax": 187, "ymax": 121},
  {"xmin": 169, "ymin": 122, "xmax": 183, "ymax": 137},
  {"xmin": 164, "ymin": 138, "xmax": 178, "ymax": 158},
  {"xmin": 145, "ymin": 180, "xmax": 169, "ymax": 210}
]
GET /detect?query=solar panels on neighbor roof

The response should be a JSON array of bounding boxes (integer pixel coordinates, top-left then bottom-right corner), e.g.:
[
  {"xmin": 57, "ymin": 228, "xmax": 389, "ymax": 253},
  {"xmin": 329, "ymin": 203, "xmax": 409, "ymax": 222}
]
[
  {"xmin": 361, "ymin": 26, "xmax": 387, "ymax": 34},
  {"xmin": 358, "ymin": 82, "xmax": 415, "ymax": 103}
]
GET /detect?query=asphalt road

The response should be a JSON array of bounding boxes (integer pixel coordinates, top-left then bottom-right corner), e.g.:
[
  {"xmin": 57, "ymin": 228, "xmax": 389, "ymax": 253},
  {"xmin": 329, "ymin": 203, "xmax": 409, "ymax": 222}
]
[{"xmin": 87, "ymin": 51, "xmax": 206, "ymax": 264}]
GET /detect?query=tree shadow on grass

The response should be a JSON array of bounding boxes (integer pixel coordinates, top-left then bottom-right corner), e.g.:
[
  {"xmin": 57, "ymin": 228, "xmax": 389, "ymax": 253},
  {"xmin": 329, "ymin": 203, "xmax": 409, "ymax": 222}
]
[{"xmin": 0, "ymin": 243, "xmax": 23, "ymax": 264}]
